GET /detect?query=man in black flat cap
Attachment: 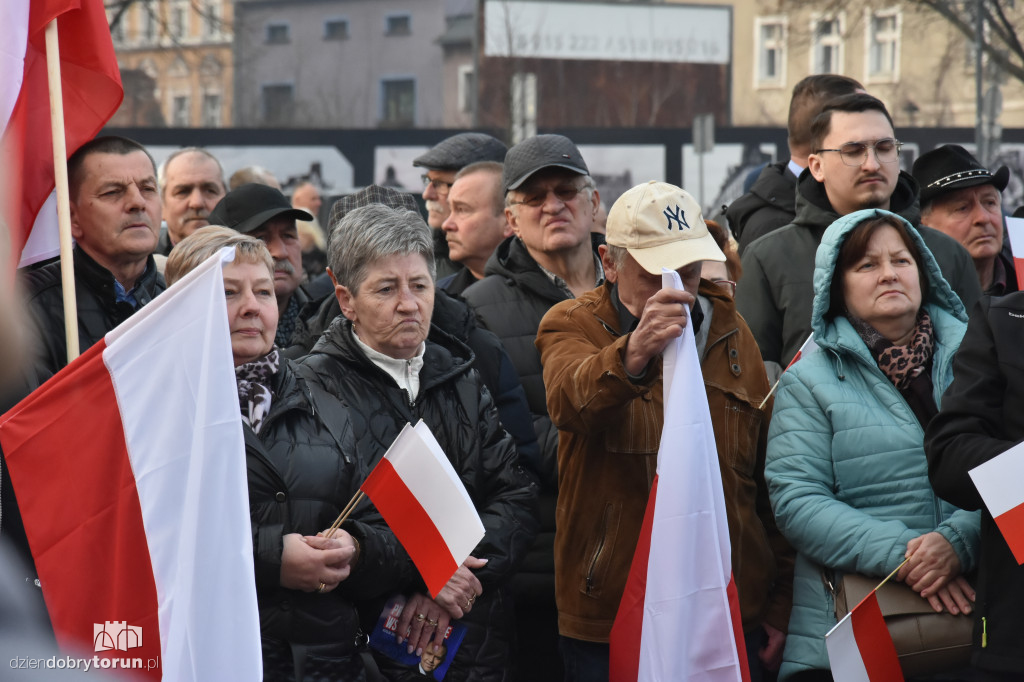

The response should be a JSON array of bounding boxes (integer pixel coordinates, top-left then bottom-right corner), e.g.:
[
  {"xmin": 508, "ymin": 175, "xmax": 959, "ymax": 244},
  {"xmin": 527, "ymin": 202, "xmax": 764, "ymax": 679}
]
[
  {"xmin": 914, "ymin": 144, "xmax": 1016, "ymax": 295},
  {"xmin": 413, "ymin": 132, "xmax": 508, "ymax": 278},
  {"xmin": 208, "ymin": 183, "xmax": 313, "ymax": 346}
]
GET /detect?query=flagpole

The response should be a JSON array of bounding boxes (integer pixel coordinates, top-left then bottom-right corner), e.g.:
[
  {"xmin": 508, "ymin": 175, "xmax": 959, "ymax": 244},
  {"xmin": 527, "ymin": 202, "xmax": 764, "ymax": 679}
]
[
  {"xmin": 45, "ymin": 19, "xmax": 80, "ymax": 364},
  {"xmin": 324, "ymin": 490, "xmax": 365, "ymax": 539}
]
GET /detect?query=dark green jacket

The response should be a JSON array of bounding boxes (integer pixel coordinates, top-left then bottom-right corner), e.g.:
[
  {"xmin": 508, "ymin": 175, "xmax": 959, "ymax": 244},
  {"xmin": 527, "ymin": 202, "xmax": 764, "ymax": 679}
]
[{"xmin": 736, "ymin": 171, "xmax": 981, "ymax": 368}]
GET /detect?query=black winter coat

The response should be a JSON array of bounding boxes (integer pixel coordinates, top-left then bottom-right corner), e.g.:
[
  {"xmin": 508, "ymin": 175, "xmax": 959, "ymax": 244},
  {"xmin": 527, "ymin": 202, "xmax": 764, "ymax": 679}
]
[
  {"xmin": 925, "ymin": 292, "xmax": 1024, "ymax": 677},
  {"xmin": 298, "ymin": 319, "xmax": 539, "ymax": 682},
  {"xmin": 248, "ymin": 359, "xmax": 415, "ymax": 679},
  {"xmin": 22, "ymin": 247, "xmax": 165, "ymax": 376},
  {"xmin": 725, "ymin": 162, "xmax": 798, "ymax": 254}
]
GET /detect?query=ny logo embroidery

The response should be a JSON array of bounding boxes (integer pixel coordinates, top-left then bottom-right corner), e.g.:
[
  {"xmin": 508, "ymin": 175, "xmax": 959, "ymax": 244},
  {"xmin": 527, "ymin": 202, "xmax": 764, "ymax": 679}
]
[{"xmin": 663, "ymin": 204, "xmax": 691, "ymax": 231}]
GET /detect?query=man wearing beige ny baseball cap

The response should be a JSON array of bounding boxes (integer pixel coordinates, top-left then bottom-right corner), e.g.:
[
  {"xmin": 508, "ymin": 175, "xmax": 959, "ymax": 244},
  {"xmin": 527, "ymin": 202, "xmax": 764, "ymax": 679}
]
[{"xmin": 537, "ymin": 181, "xmax": 793, "ymax": 680}]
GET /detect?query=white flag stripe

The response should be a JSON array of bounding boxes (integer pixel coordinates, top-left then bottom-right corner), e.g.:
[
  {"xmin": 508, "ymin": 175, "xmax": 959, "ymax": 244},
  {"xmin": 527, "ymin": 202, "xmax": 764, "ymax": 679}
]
[
  {"xmin": 1005, "ymin": 217, "xmax": 1024, "ymax": 258},
  {"xmin": 634, "ymin": 270, "xmax": 744, "ymax": 680},
  {"xmin": 0, "ymin": 0, "xmax": 29, "ymax": 137},
  {"xmin": 825, "ymin": 613, "xmax": 871, "ymax": 682},
  {"xmin": 388, "ymin": 422, "xmax": 485, "ymax": 560},
  {"xmin": 969, "ymin": 441, "xmax": 1024, "ymax": 517},
  {"xmin": 103, "ymin": 249, "xmax": 261, "ymax": 681}
]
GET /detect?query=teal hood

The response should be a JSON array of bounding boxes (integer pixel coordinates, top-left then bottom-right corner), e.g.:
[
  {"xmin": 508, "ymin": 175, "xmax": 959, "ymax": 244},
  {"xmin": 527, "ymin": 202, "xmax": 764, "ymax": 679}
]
[{"xmin": 810, "ymin": 208, "xmax": 968, "ymax": 350}]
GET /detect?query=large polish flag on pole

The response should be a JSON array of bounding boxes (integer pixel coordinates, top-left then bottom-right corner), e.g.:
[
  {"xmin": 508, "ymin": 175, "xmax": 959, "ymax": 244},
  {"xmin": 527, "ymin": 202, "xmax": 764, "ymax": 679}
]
[
  {"xmin": 969, "ymin": 440, "xmax": 1024, "ymax": 564},
  {"xmin": 1005, "ymin": 217, "xmax": 1024, "ymax": 288},
  {"xmin": 0, "ymin": 249, "xmax": 262, "ymax": 681},
  {"xmin": 1, "ymin": 0, "xmax": 123, "ymax": 267},
  {"xmin": 360, "ymin": 420, "xmax": 486, "ymax": 597},
  {"xmin": 610, "ymin": 270, "xmax": 751, "ymax": 682}
]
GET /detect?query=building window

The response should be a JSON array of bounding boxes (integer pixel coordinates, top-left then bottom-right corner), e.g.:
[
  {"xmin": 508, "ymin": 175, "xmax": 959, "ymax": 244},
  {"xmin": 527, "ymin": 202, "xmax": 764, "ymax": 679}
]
[
  {"xmin": 110, "ymin": 17, "xmax": 125, "ymax": 44},
  {"xmin": 867, "ymin": 9, "xmax": 901, "ymax": 81},
  {"xmin": 202, "ymin": 0, "xmax": 220, "ymax": 39},
  {"xmin": 380, "ymin": 78, "xmax": 415, "ymax": 126},
  {"xmin": 811, "ymin": 16, "xmax": 844, "ymax": 74},
  {"xmin": 755, "ymin": 17, "xmax": 787, "ymax": 87},
  {"xmin": 202, "ymin": 93, "xmax": 222, "ymax": 127},
  {"xmin": 142, "ymin": 1, "xmax": 158, "ymax": 43},
  {"xmin": 324, "ymin": 19, "xmax": 349, "ymax": 40},
  {"xmin": 266, "ymin": 24, "xmax": 290, "ymax": 44},
  {"xmin": 385, "ymin": 15, "xmax": 411, "ymax": 36},
  {"xmin": 172, "ymin": 95, "xmax": 190, "ymax": 126},
  {"xmin": 458, "ymin": 65, "xmax": 474, "ymax": 114},
  {"xmin": 262, "ymin": 84, "xmax": 294, "ymax": 126},
  {"xmin": 169, "ymin": 0, "xmax": 187, "ymax": 39},
  {"xmin": 510, "ymin": 72, "xmax": 537, "ymax": 144}
]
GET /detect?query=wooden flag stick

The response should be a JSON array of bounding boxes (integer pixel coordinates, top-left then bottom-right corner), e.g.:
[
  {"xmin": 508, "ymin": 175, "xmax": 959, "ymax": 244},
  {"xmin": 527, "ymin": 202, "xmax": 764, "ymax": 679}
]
[
  {"xmin": 323, "ymin": 490, "xmax": 365, "ymax": 539},
  {"xmin": 758, "ymin": 377, "xmax": 781, "ymax": 411},
  {"xmin": 45, "ymin": 19, "xmax": 79, "ymax": 364},
  {"xmin": 875, "ymin": 557, "xmax": 910, "ymax": 591}
]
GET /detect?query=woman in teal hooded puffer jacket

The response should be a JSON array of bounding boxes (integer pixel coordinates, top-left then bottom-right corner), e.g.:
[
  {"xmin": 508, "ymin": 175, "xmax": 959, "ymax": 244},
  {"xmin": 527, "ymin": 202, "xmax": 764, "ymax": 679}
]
[{"xmin": 764, "ymin": 209, "xmax": 981, "ymax": 680}]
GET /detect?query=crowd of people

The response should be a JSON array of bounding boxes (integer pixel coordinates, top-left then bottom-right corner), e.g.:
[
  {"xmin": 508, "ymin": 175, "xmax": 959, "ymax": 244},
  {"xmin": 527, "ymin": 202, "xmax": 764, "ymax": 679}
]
[{"xmin": 2, "ymin": 73, "xmax": 1024, "ymax": 682}]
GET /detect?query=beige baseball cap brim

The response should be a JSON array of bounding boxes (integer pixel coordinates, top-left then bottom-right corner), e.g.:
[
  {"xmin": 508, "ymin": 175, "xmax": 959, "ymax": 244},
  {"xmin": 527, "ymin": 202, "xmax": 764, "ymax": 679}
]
[{"xmin": 628, "ymin": 233, "xmax": 725, "ymax": 275}]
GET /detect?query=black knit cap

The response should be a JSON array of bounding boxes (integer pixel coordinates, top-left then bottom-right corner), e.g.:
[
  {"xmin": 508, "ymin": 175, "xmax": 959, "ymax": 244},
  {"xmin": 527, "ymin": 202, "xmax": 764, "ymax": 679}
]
[
  {"xmin": 912, "ymin": 144, "xmax": 1009, "ymax": 206},
  {"xmin": 502, "ymin": 134, "xmax": 589, "ymax": 192},
  {"xmin": 208, "ymin": 183, "xmax": 312, "ymax": 234},
  {"xmin": 412, "ymin": 132, "xmax": 507, "ymax": 171}
]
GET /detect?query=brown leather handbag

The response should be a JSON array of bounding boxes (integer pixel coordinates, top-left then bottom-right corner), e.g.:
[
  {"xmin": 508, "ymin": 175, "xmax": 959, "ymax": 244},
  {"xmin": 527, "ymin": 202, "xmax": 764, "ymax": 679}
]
[{"xmin": 833, "ymin": 573, "xmax": 974, "ymax": 678}]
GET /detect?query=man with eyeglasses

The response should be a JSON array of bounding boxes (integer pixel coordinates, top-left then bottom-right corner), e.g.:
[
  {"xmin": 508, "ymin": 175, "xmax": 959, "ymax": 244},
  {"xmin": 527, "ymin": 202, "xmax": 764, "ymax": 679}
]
[
  {"xmin": 462, "ymin": 133, "xmax": 603, "ymax": 682},
  {"xmin": 736, "ymin": 93, "xmax": 980, "ymax": 379},
  {"xmin": 413, "ymin": 133, "xmax": 508, "ymax": 279}
]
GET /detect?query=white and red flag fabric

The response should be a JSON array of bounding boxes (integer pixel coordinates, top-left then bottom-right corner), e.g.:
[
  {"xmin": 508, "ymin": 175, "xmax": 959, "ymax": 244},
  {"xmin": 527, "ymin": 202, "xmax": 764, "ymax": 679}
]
[
  {"xmin": 1, "ymin": 0, "xmax": 123, "ymax": 267},
  {"xmin": 360, "ymin": 420, "xmax": 486, "ymax": 597},
  {"xmin": 969, "ymin": 440, "xmax": 1024, "ymax": 564},
  {"xmin": 0, "ymin": 249, "xmax": 261, "ymax": 680},
  {"xmin": 1004, "ymin": 217, "xmax": 1024, "ymax": 288},
  {"xmin": 785, "ymin": 333, "xmax": 819, "ymax": 370},
  {"xmin": 825, "ymin": 590, "xmax": 904, "ymax": 682},
  {"xmin": 609, "ymin": 270, "xmax": 751, "ymax": 682}
]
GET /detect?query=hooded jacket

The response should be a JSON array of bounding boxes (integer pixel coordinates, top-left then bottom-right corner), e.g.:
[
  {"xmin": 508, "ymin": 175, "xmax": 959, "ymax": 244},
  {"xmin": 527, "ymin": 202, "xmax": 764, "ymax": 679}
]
[
  {"xmin": 764, "ymin": 209, "xmax": 981, "ymax": 679},
  {"xmin": 736, "ymin": 171, "xmax": 981, "ymax": 369},
  {"xmin": 537, "ymin": 280, "xmax": 792, "ymax": 642},
  {"xmin": 726, "ymin": 162, "xmax": 799, "ymax": 254},
  {"xmin": 926, "ymin": 291, "xmax": 1024, "ymax": 675},
  {"xmin": 298, "ymin": 317, "xmax": 538, "ymax": 682}
]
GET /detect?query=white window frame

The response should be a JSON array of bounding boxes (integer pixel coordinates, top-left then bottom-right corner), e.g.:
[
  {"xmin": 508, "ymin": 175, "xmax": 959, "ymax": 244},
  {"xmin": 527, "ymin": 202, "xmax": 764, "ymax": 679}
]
[
  {"xmin": 201, "ymin": 91, "xmax": 222, "ymax": 128},
  {"xmin": 458, "ymin": 64, "xmax": 474, "ymax": 114},
  {"xmin": 169, "ymin": 0, "xmax": 188, "ymax": 40},
  {"xmin": 202, "ymin": 0, "xmax": 221, "ymax": 40},
  {"xmin": 141, "ymin": 0, "xmax": 158, "ymax": 45},
  {"xmin": 864, "ymin": 7, "xmax": 902, "ymax": 83},
  {"xmin": 755, "ymin": 16, "xmax": 787, "ymax": 89},
  {"xmin": 170, "ymin": 93, "xmax": 191, "ymax": 127},
  {"xmin": 809, "ymin": 13, "xmax": 845, "ymax": 75}
]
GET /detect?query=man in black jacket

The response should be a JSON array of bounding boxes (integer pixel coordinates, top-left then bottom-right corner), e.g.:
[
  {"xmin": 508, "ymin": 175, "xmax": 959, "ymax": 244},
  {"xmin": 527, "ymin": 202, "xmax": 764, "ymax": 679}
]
[
  {"xmin": 23, "ymin": 136, "xmax": 166, "ymax": 376},
  {"xmin": 736, "ymin": 94, "xmax": 981, "ymax": 379},
  {"xmin": 726, "ymin": 74, "xmax": 863, "ymax": 253},
  {"xmin": 925, "ymin": 292, "xmax": 1024, "ymax": 680},
  {"xmin": 462, "ymin": 134, "xmax": 603, "ymax": 682}
]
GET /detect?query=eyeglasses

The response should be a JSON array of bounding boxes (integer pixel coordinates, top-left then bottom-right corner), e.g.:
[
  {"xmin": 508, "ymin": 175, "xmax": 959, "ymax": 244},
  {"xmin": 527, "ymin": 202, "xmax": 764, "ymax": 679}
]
[
  {"xmin": 421, "ymin": 174, "xmax": 453, "ymax": 194},
  {"xmin": 508, "ymin": 184, "xmax": 586, "ymax": 208},
  {"xmin": 710, "ymin": 279, "xmax": 736, "ymax": 297},
  {"xmin": 815, "ymin": 138, "xmax": 903, "ymax": 166}
]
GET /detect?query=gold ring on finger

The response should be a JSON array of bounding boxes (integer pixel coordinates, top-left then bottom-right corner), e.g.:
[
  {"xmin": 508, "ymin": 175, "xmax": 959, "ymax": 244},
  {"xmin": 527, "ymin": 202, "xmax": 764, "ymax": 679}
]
[
  {"xmin": 415, "ymin": 613, "xmax": 426, "ymax": 622},
  {"xmin": 317, "ymin": 582, "xmax": 327, "ymax": 593},
  {"xmin": 427, "ymin": 619, "xmax": 438, "ymax": 628}
]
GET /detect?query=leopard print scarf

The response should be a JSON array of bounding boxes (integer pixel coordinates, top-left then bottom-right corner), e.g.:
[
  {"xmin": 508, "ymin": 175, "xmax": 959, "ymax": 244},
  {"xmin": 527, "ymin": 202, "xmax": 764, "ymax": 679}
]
[
  {"xmin": 847, "ymin": 310, "xmax": 934, "ymax": 390},
  {"xmin": 235, "ymin": 347, "xmax": 280, "ymax": 434}
]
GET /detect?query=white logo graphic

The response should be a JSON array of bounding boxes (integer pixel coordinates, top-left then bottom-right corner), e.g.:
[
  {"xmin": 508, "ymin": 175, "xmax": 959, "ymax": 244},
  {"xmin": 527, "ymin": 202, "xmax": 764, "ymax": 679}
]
[{"xmin": 93, "ymin": 621, "xmax": 142, "ymax": 652}]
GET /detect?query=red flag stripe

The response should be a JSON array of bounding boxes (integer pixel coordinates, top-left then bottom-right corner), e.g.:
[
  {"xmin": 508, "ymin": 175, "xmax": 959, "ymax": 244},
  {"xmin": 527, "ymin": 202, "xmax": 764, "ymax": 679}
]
[
  {"xmin": 993, "ymin": 502, "xmax": 1024, "ymax": 564},
  {"xmin": 609, "ymin": 475, "xmax": 659, "ymax": 680},
  {"xmin": 727, "ymin": 574, "xmax": 752, "ymax": 682},
  {"xmin": 852, "ymin": 593, "xmax": 903, "ymax": 681},
  {"xmin": 361, "ymin": 457, "xmax": 460, "ymax": 596},
  {"xmin": 0, "ymin": 340, "xmax": 161, "ymax": 676}
]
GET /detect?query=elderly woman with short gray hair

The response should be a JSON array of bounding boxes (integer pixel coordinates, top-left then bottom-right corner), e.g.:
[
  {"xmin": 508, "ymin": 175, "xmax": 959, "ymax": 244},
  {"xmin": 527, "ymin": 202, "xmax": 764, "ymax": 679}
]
[{"xmin": 299, "ymin": 204, "xmax": 538, "ymax": 681}]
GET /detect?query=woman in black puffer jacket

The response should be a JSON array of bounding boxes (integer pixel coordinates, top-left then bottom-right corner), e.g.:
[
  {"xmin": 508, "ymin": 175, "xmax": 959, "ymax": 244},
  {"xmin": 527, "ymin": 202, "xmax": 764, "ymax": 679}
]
[
  {"xmin": 299, "ymin": 205, "xmax": 539, "ymax": 682},
  {"xmin": 167, "ymin": 227, "xmax": 414, "ymax": 681}
]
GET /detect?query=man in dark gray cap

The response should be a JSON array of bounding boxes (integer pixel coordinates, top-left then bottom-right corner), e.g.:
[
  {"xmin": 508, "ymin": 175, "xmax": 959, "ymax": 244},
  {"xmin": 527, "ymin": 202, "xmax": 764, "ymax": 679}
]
[
  {"xmin": 462, "ymin": 133, "xmax": 602, "ymax": 682},
  {"xmin": 208, "ymin": 183, "xmax": 313, "ymax": 346},
  {"xmin": 914, "ymin": 144, "xmax": 1015, "ymax": 295},
  {"xmin": 413, "ymin": 132, "xmax": 508, "ymax": 278}
]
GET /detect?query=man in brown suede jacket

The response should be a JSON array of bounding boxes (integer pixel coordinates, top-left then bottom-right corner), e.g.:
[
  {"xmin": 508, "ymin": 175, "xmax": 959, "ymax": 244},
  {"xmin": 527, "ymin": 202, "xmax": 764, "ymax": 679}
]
[{"xmin": 536, "ymin": 181, "xmax": 793, "ymax": 681}]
